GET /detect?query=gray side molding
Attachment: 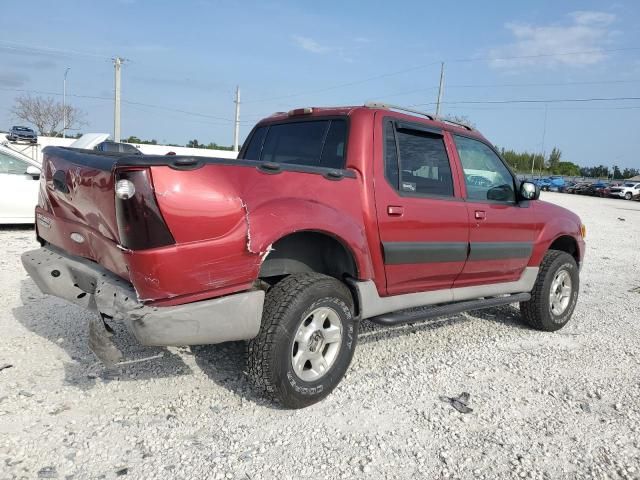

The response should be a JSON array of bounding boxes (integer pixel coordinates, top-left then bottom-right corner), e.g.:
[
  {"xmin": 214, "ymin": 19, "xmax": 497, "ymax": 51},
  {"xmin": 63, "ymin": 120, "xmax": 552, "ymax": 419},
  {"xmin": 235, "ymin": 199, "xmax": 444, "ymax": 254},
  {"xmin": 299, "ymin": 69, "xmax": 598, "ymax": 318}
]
[{"xmin": 353, "ymin": 267, "xmax": 539, "ymax": 319}]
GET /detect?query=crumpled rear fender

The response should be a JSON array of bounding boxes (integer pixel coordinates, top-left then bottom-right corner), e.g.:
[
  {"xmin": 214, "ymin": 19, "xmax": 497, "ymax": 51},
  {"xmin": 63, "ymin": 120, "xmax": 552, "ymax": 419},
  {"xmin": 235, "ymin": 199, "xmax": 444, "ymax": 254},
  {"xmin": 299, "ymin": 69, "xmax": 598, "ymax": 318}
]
[{"xmin": 245, "ymin": 197, "xmax": 374, "ymax": 279}]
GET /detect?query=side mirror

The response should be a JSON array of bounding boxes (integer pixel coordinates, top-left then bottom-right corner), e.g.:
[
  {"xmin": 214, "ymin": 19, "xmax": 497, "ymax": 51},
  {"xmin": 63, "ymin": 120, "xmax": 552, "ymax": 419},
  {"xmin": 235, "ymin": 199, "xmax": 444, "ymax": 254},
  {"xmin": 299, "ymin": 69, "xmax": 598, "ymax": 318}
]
[
  {"xmin": 486, "ymin": 184, "xmax": 514, "ymax": 202},
  {"xmin": 519, "ymin": 181, "xmax": 539, "ymax": 200},
  {"xmin": 26, "ymin": 165, "xmax": 41, "ymax": 179}
]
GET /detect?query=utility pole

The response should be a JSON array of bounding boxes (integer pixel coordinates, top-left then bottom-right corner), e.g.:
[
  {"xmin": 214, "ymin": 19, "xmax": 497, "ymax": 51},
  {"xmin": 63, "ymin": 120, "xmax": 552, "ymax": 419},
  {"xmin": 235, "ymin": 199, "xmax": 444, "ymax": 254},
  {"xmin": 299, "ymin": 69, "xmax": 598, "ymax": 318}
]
[
  {"xmin": 539, "ymin": 103, "xmax": 548, "ymax": 177},
  {"xmin": 113, "ymin": 57, "xmax": 123, "ymax": 142},
  {"xmin": 233, "ymin": 86, "xmax": 241, "ymax": 152},
  {"xmin": 435, "ymin": 62, "xmax": 445, "ymax": 118},
  {"xmin": 531, "ymin": 103, "xmax": 548, "ymax": 175},
  {"xmin": 63, "ymin": 67, "xmax": 70, "ymax": 138}
]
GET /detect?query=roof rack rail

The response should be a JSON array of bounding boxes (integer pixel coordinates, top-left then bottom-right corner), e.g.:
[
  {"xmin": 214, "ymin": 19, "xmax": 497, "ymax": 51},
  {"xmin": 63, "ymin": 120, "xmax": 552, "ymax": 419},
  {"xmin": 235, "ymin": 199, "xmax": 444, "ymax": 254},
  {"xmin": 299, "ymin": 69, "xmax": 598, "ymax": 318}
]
[{"xmin": 364, "ymin": 101, "xmax": 474, "ymax": 131}]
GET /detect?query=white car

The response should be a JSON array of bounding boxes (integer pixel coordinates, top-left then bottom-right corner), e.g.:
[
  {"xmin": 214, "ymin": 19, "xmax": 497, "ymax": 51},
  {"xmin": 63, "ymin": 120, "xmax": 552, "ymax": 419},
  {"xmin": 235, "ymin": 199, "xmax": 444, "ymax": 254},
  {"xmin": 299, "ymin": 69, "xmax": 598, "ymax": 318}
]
[
  {"xmin": 608, "ymin": 182, "xmax": 640, "ymax": 200},
  {"xmin": 0, "ymin": 134, "xmax": 109, "ymax": 224},
  {"xmin": 0, "ymin": 145, "xmax": 42, "ymax": 223}
]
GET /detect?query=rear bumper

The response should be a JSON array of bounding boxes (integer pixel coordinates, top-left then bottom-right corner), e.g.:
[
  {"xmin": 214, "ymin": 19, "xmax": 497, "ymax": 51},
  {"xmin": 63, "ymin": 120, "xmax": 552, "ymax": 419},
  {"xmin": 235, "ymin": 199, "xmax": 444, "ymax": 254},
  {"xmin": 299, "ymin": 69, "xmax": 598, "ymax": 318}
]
[{"xmin": 21, "ymin": 246, "xmax": 264, "ymax": 347}]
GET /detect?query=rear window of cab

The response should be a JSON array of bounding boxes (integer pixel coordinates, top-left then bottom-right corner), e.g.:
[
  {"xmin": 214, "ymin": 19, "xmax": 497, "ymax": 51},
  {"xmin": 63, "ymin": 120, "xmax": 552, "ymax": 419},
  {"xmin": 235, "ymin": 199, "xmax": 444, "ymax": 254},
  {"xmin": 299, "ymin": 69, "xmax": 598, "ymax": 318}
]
[{"xmin": 240, "ymin": 118, "xmax": 347, "ymax": 169}]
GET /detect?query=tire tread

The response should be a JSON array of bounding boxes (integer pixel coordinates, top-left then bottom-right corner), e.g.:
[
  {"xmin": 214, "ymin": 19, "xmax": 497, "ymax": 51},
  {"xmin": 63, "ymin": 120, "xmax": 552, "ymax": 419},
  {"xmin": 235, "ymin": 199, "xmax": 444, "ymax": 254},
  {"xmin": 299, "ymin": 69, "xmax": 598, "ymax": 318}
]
[
  {"xmin": 247, "ymin": 273, "xmax": 351, "ymax": 404},
  {"xmin": 520, "ymin": 249, "xmax": 573, "ymax": 330}
]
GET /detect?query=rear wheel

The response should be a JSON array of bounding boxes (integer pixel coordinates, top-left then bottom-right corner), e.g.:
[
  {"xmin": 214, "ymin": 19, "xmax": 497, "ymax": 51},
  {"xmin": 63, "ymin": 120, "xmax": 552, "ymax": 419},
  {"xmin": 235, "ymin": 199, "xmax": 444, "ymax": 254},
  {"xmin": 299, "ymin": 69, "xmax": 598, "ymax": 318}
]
[
  {"xmin": 520, "ymin": 250, "xmax": 579, "ymax": 331},
  {"xmin": 247, "ymin": 273, "xmax": 357, "ymax": 408}
]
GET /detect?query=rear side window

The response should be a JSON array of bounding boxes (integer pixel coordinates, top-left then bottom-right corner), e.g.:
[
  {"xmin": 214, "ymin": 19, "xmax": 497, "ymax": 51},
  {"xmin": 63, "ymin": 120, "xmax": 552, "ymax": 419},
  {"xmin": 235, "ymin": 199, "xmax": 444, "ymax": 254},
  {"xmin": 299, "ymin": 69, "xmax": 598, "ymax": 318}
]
[
  {"xmin": 384, "ymin": 121, "xmax": 454, "ymax": 197},
  {"xmin": 243, "ymin": 126, "xmax": 267, "ymax": 160},
  {"xmin": 241, "ymin": 119, "xmax": 347, "ymax": 169}
]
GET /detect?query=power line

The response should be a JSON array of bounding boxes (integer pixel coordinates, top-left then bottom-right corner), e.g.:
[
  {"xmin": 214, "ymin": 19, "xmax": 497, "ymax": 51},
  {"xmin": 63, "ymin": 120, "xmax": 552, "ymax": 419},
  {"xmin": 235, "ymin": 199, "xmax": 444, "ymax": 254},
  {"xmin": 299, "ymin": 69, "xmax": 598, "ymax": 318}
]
[
  {"xmin": 447, "ymin": 47, "xmax": 640, "ymax": 64},
  {"xmin": 123, "ymin": 102, "xmax": 239, "ymax": 127},
  {"xmin": 0, "ymin": 86, "xmax": 112, "ymax": 101},
  {"xmin": 244, "ymin": 46, "xmax": 640, "ymax": 104},
  {"xmin": 121, "ymin": 99, "xmax": 242, "ymax": 123},
  {"xmin": 375, "ymin": 78, "xmax": 640, "ymax": 100},
  {"xmin": 242, "ymin": 61, "xmax": 443, "ymax": 104},
  {"xmin": 0, "ymin": 40, "xmax": 110, "ymax": 61},
  {"xmin": 410, "ymin": 96, "xmax": 640, "ymax": 107},
  {"xmin": 0, "ymin": 86, "xmax": 244, "ymax": 123}
]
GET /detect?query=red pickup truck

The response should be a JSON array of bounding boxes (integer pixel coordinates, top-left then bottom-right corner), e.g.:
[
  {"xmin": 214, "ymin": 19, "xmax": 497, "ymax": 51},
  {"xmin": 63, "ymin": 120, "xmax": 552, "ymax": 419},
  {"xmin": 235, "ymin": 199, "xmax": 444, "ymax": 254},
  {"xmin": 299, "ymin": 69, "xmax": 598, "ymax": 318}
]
[{"xmin": 22, "ymin": 103, "xmax": 585, "ymax": 408}]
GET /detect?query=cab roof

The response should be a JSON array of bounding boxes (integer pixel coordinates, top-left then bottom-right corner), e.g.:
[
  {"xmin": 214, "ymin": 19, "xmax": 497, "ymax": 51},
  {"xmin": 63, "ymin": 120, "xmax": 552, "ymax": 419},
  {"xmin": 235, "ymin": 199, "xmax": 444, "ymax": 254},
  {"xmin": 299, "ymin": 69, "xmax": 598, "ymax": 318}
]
[{"xmin": 258, "ymin": 102, "xmax": 483, "ymax": 139}]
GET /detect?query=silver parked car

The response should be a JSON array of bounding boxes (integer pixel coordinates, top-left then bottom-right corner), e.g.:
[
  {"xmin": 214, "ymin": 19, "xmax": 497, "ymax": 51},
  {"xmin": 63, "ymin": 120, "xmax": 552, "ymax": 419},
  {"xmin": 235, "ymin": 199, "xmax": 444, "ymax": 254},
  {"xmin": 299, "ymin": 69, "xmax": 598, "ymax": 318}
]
[{"xmin": 7, "ymin": 126, "xmax": 37, "ymax": 143}]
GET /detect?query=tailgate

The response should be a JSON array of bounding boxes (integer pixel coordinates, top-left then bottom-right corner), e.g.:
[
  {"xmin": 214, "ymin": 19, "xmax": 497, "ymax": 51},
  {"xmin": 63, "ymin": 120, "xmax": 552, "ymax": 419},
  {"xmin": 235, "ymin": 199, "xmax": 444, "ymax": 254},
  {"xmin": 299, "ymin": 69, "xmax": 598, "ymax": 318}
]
[
  {"xmin": 37, "ymin": 147, "xmax": 127, "ymax": 277},
  {"xmin": 34, "ymin": 147, "xmax": 257, "ymax": 303}
]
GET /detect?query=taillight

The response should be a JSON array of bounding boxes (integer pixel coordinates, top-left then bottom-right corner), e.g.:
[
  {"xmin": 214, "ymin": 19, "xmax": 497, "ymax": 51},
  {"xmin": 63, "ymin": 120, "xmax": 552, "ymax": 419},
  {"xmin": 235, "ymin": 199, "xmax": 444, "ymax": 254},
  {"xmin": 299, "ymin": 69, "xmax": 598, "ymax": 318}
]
[{"xmin": 114, "ymin": 168, "xmax": 175, "ymax": 250}]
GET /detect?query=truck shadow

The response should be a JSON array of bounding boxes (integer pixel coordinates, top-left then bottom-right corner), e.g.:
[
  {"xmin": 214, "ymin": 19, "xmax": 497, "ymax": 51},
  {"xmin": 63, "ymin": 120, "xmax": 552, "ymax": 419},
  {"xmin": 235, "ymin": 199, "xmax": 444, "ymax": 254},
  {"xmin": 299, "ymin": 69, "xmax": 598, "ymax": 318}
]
[
  {"xmin": 189, "ymin": 343, "xmax": 275, "ymax": 407},
  {"xmin": 14, "ymin": 274, "xmax": 529, "ymax": 403},
  {"xmin": 13, "ymin": 279, "xmax": 191, "ymax": 390}
]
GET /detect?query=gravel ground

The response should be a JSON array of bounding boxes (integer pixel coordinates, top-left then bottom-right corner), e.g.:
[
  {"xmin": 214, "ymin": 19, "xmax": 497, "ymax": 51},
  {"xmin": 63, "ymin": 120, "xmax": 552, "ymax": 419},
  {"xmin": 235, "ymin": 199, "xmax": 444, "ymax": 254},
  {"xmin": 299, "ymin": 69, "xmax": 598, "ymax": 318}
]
[{"xmin": 1, "ymin": 192, "xmax": 639, "ymax": 480}]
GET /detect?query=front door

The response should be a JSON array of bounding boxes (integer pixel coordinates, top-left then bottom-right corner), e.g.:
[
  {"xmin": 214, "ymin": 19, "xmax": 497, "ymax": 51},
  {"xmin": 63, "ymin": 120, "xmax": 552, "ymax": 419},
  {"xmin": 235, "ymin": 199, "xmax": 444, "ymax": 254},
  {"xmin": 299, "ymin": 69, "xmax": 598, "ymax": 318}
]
[
  {"xmin": 374, "ymin": 115, "xmax": 469, "ymax": 296},
  {"xmin": 450, "ymin": 134, "xmax": 539, "ymax": 287}
]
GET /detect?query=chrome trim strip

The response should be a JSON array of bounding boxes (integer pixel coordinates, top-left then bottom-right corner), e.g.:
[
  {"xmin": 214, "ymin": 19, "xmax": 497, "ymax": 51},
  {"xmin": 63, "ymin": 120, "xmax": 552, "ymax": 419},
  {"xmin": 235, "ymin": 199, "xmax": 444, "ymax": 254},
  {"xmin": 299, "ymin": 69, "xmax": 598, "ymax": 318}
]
[{"xmin": 355, "ymin": 267, "xmax": 539, "ymax": 319}]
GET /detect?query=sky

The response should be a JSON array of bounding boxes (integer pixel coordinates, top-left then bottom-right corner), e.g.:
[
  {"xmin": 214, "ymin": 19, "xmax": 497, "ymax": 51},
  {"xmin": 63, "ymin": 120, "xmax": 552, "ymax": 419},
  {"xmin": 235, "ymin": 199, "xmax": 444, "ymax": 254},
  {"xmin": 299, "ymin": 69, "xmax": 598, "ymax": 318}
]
[{"xmin": 1, "ymin": 0, "xmax": 639, "ymax": 169}]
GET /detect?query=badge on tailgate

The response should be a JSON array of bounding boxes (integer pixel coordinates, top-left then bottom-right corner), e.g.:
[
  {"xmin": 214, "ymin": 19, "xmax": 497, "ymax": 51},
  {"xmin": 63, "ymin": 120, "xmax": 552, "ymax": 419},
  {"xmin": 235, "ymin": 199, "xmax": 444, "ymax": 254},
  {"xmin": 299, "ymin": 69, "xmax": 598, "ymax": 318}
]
[{"xmin": 36, "ymin": 213, "xmax": 52, "ymax": 229}]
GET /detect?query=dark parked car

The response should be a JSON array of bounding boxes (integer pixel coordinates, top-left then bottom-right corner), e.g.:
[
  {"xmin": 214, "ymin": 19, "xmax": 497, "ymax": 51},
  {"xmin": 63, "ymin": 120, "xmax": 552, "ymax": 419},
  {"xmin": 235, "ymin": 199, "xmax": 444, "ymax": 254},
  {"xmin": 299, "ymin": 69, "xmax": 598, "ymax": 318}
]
[
  {"xmin": 584, "ymin": 182, "xmax": 609, "ymax": 197},
  {"xmin": 567, "ymin": 182, "xmax": 590, "ymax": 194},
  {"xmin": 94, "ymin": 141, "xmax": 142, "ymax": 154},
  {"xmin": 559, "ymin": 181, "xmax": 576, "ymax": 193},
  {"xmin": 7, "ymin": 126, "xmax": 37, "ymax": 143}
]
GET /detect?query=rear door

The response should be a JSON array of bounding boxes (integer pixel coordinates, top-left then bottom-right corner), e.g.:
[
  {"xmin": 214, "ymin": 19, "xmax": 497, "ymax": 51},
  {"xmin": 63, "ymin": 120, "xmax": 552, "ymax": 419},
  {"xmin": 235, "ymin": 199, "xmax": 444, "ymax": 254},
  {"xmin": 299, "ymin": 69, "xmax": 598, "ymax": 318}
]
[
  {"xmin": 374, "ymin": 115, "xmax": 469, "ymax": 295},
  {"xmin": 450, "ymin": 134, "xmax": 539, "ymax": 287}
]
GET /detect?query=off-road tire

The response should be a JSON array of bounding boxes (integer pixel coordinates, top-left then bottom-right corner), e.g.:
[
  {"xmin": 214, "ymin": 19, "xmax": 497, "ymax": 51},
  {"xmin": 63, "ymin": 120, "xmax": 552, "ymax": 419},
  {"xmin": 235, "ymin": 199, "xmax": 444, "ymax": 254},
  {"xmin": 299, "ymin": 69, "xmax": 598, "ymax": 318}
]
[
  {"xmin": 520, "ymin": 250, "xmax": 579, "ymax": 331},
  {"xmin": 247, "ymin": 273, "xmax": 357, "ymax": 408}
]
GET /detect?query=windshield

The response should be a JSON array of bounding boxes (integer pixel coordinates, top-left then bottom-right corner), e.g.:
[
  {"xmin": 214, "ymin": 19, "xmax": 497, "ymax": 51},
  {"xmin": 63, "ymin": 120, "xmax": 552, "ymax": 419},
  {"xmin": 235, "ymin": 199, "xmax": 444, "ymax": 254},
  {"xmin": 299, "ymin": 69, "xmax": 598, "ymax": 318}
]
[
  {"xmin": 624, "ymin": 183, "xmax": 636, "ymax": 187},
  {"xmin": 14, "ymin": 127, "xmax": 32, "ymax": 132}
]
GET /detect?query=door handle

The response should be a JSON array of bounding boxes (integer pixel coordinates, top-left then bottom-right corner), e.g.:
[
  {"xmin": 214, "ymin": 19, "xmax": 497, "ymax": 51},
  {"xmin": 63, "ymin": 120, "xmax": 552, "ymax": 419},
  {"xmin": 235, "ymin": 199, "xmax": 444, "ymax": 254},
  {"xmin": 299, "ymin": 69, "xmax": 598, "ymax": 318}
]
[
  {"xmin": 387, "ymin": 205, "xmax": 404, "ymax": 216},
  {"xmin": 474, "ymin": 210, "xmax": 486, "ymax": 220}
]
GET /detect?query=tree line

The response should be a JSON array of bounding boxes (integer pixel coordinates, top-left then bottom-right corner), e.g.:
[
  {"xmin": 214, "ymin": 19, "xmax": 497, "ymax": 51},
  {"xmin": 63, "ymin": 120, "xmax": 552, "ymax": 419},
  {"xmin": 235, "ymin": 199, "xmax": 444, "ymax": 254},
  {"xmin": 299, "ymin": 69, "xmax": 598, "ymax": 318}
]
[{"xmin": 499, "ymin": 146, "xmax": 639, "ymax": 179}]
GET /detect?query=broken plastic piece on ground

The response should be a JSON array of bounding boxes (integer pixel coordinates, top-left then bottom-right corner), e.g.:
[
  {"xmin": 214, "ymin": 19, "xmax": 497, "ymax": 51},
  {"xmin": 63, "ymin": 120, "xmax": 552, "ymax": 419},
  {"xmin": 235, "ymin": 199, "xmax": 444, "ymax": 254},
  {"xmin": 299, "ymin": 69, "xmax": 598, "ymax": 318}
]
[
  {"xmin": 88, "ymin": 315, "xmax": 124, "ymax": 367},
  {"xmin": 440, "ymin": 391, "xmax": 473, "ymax": 414}
]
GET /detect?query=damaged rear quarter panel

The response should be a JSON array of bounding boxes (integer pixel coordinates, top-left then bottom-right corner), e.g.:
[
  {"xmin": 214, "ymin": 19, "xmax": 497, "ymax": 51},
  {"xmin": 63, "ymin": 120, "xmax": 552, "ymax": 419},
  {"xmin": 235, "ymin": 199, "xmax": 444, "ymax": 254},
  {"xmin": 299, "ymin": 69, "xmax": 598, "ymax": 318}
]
[
  {"xmin": 120, "ymin": 154, "xmax": 380, "ymax": 305},
  {"xmin": 126, "ymin": 163, "xmax": 373, "ymax": 304}
]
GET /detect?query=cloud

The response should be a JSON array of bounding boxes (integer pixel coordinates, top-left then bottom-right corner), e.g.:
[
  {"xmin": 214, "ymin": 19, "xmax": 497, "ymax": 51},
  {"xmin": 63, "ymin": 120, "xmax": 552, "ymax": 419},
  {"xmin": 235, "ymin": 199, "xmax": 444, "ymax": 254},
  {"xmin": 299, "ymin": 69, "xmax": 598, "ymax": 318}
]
[
  {"xmin": 291, "ymin": 35, "xmax": 330, "ymax": 54},
  {"xmin": 489, "ymin": 11, "xmax": 617, "ymax": 69},
  {"xmin": 0, "ymin": 72, "xmax": 29, "ymax": 87}
]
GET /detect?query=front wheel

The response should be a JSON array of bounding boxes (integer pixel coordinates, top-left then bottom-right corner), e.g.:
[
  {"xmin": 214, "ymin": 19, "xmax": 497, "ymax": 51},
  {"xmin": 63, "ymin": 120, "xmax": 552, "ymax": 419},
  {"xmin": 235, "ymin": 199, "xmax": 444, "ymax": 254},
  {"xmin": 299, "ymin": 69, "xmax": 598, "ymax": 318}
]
[
  {"xmin": 247, "ymin": 273, "xmax": 357, "ymax": 408},
  {"xmin": 520, "ymin": 250, "xmax": 579, "ymax": 331},
  {"xmin": 625, "ymin": 192, "xmax": 633, "ymax": 200}
]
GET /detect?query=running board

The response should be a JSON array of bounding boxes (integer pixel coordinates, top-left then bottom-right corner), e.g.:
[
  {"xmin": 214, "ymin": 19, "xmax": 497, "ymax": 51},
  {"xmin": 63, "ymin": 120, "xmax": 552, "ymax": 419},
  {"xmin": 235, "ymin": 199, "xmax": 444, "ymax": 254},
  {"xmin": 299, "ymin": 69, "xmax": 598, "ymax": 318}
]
[{"xmin": 367, "ymin": 293, "xmax": 531, "ymax": 326}]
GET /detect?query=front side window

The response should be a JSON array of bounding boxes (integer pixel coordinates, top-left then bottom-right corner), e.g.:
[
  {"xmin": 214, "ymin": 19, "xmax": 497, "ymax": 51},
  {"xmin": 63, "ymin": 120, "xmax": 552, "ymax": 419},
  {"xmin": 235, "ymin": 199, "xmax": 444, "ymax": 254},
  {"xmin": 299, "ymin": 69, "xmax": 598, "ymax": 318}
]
[
  {"xmin": 241, "ymin": 119, "xmax": 347, "ymax": 169},
  {"xmin": 0, "ymin": 151, "xmax": 29, "ymax": 175},
  {"xmin": 384, "ymin": 121, "xmax": 454, "ymax": 197},
  {"xmin": 454, "ymin": 135, "xmax": 515, "ymax": 202}
]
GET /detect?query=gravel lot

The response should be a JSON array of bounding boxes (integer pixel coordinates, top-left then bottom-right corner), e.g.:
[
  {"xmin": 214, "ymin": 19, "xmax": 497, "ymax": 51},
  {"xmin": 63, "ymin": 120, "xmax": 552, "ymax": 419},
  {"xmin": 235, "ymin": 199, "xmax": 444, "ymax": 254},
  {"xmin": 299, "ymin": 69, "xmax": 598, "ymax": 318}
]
[{"xmin": 1, "ymin": 193, "xmax": 639, "ymax": 480}]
